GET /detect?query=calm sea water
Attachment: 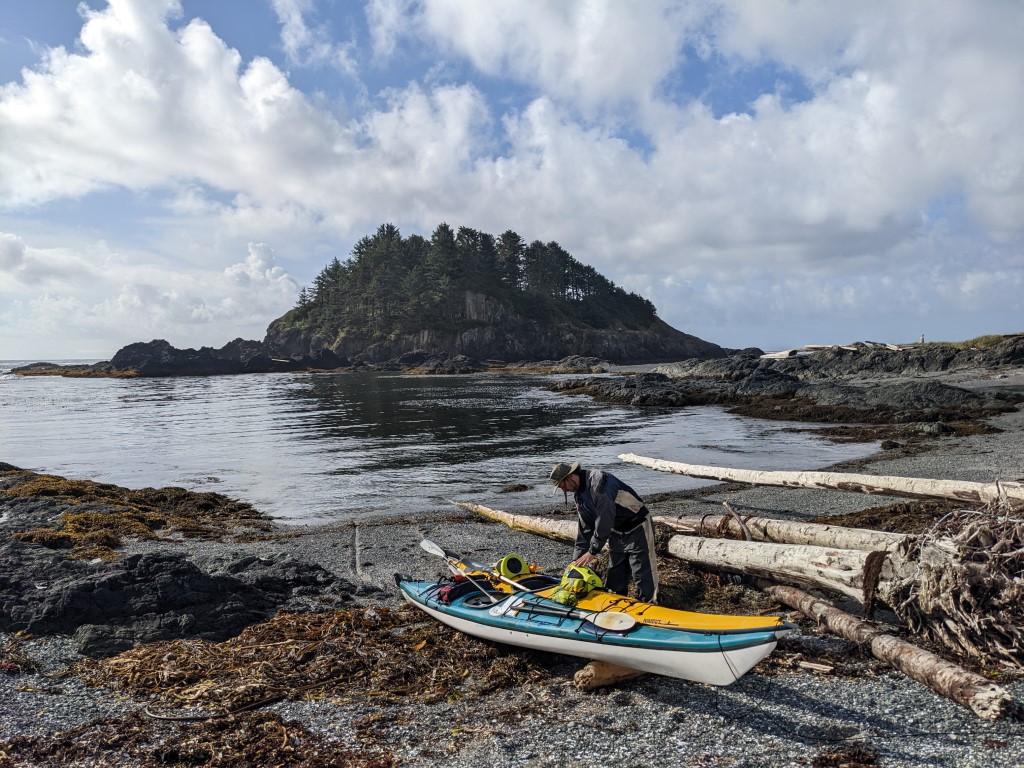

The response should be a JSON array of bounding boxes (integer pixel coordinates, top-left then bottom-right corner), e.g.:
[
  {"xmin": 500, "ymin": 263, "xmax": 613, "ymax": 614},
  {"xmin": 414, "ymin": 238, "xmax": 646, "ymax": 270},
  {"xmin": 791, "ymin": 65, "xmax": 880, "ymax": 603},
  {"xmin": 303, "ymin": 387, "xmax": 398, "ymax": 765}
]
[{"xmin": 0, "ymin": 361, "xmax": 877, "ymax": 524}]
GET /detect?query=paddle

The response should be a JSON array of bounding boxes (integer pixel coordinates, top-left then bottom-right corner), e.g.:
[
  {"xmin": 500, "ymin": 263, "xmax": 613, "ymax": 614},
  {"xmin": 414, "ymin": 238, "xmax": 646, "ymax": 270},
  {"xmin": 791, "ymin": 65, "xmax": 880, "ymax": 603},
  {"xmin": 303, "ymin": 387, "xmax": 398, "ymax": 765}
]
[
  {"xmin": 499, "ymin": 596, "xmax": 637, "ymax": 632},
  {"xmin": 418, "ymin": 539, "xmax": 636, "ymax": 631},
  {"xmin": 419, "ymin": 539, "xmax": 502, "ymax": 604}
]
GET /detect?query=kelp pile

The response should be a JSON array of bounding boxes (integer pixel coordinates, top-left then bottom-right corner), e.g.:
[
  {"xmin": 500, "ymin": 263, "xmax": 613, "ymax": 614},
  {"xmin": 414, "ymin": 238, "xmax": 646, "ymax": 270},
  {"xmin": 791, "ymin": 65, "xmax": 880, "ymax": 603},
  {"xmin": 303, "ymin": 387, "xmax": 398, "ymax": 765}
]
[
  {"xmin": 0, "ymin": 635, "xmax": 39, "ymax": 675},
  {"xmin": 0, "ymin": 606, "xmax": 556, "ymax": 766},
  {"xmin": 0, "ymin": 711, "xmax": 395, "ymax": 768},
  {"xmin": 79, "ymin": 605, "xmax": 553, "ymax": 716},
  {"xmin": 1, "ymin": 466, "xmax": 274, "ymax": 560}
]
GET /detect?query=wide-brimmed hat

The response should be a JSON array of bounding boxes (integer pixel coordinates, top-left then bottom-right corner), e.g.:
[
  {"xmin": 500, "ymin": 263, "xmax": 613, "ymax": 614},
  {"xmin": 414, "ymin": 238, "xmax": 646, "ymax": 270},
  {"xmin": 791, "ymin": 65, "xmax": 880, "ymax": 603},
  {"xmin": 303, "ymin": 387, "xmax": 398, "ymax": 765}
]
[{"xmin": 549, "ymin": 461, "xmax": 580, "ymax": 485}]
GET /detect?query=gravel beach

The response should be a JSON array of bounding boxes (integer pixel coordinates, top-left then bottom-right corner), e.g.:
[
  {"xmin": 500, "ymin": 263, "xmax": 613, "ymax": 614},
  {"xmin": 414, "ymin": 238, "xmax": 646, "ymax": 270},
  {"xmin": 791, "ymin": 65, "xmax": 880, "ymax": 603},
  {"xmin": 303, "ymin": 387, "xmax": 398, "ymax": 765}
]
[{"xmin": 2, "ymin": 367, "xmax": 1024, "ymax": 767}]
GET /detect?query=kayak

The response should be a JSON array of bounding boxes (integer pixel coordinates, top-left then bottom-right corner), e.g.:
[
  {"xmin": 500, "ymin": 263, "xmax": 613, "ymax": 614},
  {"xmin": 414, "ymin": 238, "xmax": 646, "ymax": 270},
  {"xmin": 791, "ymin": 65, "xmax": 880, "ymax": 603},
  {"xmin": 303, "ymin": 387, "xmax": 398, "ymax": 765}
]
[{"xmin": 394, "ymin": 573, "xmax": 795, "ymax": 686}]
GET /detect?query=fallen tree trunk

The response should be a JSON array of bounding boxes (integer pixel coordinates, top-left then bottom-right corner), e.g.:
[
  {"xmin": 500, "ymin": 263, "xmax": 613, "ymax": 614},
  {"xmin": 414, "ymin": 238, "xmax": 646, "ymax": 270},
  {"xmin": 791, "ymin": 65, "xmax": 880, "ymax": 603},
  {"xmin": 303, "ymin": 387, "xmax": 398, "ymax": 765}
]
[
  {"xmin": 658, "ymin": 512, "xmax": 908, "ymax": 552},
  {"xmin": 757, "ymin": 581, "xmax": 1019, "ymax": 721},
  {"xmin": 666, "ymin": 535, "xmax": 896, "ymax": 605},
  {"xmin": 453, "ymin": 502, "xmax": 576, "ymax": 542},
  {"xmin": 457, "ymin": 502, "xmax": 896, "ymax": 609},
  {"xmin": 618, "ymin": 453, "xmax": 1024, "ymax": 507}
]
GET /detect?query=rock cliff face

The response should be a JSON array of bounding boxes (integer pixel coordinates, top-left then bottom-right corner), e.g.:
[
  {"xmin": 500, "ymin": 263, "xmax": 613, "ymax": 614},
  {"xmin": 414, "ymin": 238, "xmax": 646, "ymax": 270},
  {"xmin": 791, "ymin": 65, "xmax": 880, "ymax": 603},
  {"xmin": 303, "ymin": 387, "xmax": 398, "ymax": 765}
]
[{"xmin": 264, "ymin": 290, "xmax": 728, "ymax": 364}]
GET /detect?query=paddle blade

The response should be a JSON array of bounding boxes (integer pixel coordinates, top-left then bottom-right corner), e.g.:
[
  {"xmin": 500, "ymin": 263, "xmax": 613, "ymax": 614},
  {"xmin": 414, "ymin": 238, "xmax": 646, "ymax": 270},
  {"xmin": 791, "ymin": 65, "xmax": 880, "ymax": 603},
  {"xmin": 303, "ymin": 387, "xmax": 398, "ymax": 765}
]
[
  {"xmin": 592, "ymin": 612, "xmax": 636, "ymax": 631},
  {"xmin": 419, "ymin": 539, "xmax": 447, "ymax": 558}
]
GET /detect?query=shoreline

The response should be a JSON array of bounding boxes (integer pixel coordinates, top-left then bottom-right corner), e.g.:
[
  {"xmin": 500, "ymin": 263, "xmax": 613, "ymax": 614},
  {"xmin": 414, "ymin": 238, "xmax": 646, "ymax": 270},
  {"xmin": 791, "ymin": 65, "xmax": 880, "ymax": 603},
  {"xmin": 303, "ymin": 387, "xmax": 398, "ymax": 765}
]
[{"xmin": 2, "ymin": 370, "xmax": 1024, "ymax": 767}]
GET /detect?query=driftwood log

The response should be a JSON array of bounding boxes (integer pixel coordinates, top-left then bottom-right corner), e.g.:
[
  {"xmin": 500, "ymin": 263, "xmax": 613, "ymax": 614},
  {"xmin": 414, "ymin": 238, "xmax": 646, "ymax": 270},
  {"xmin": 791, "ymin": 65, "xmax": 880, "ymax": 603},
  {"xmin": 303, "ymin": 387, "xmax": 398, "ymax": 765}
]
[
  {"xmin": 658, "ymin": 512, "xmax": 908, "ymax": 551},
  {"xmin": 665, "ymin": 535, "xmax": 901, "ymax": 607},
  {"xmin": 454, "ymin": 502, "xmax": 576, "ymax": 541},
  {"xmin": 456, "ymin": 502, "xmax": 902, "ymax": 608},
  {"xmin": 617, "ymin": 453, "xmax": 1024, "ymax": 507},
  {"xmin": 758, "ymin": 581, "xmax": 1018, "ymax": 721},
  {"xmin": 460, "ymin": 502, "xmax": 909, "ymax": 553}
]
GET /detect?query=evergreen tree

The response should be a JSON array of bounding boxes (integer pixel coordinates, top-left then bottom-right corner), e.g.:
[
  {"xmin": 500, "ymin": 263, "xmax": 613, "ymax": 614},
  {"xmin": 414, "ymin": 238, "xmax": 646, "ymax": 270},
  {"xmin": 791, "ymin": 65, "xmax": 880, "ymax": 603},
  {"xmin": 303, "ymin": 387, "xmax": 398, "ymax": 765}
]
[{"xmin": 285, "ymin": 221, "xmax": 658, "ymax": 341}]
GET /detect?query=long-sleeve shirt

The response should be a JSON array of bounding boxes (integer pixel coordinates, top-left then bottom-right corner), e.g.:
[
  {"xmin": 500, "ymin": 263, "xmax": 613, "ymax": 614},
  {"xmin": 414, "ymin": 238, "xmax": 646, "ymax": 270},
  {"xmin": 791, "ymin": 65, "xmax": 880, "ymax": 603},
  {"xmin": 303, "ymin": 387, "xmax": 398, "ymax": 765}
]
[{"xmin": 571, "ymin": 469, "xmax": 648, "ymax": 557}]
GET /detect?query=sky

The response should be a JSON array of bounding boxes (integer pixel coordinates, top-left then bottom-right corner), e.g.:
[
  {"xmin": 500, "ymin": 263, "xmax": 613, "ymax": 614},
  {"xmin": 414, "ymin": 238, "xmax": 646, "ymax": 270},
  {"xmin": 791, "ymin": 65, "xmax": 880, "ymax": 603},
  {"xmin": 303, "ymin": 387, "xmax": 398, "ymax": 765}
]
[{"xmin": 1, "ymin": 0, "xmax": 1022, "ymax": 360}]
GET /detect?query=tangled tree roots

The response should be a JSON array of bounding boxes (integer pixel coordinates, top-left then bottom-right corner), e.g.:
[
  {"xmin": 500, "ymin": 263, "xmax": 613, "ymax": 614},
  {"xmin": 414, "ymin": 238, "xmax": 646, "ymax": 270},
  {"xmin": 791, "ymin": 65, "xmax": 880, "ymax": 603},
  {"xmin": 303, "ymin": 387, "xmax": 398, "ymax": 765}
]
[
  {"xmin": 886, "ymin": 501, "xmax": 1024, "ymax": 669},
  {"xmin": 79, "ymin": 605, "xmax": 552, "ymax": 717}
]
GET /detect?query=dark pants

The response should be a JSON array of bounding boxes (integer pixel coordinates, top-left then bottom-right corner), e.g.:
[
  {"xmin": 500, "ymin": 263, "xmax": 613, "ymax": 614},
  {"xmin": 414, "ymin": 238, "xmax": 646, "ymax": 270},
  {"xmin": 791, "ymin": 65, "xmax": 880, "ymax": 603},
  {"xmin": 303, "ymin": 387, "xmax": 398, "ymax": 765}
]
[{"xmin": 605, "ymin": 516, "xmax": 659, "ymax": 604}]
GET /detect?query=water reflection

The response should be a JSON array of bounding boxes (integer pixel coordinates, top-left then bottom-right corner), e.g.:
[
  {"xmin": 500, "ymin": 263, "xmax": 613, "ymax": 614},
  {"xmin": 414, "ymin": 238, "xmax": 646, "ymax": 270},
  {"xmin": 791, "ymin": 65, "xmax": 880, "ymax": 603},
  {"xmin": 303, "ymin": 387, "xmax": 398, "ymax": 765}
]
[{"xmin": 0, "ymin": 369, "xmax": 878, "ymax": 523}]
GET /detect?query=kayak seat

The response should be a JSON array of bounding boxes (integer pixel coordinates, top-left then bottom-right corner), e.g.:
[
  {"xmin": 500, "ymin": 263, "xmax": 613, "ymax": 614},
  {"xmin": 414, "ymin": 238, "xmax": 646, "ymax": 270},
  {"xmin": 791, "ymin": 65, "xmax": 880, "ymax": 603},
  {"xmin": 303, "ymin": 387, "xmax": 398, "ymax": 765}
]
[
  {"xmin": 438, "ymin": 580, "xmax": 489, "ymax": 603},
  {"xmin": 461, "ymin": 591, "xmax": 505, "ymax": 608},
  {"xmin": 516, "ymin": 574, "xmax": 559, "ymax": 589}
]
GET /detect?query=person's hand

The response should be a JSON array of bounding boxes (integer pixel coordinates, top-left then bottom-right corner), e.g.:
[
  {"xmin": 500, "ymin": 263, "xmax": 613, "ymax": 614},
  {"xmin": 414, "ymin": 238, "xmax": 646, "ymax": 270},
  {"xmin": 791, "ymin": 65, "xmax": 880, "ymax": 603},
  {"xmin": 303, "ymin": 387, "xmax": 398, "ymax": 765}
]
[{"xmin": 570, "ymin": 552, "xmax": 596, "ymax": 568}]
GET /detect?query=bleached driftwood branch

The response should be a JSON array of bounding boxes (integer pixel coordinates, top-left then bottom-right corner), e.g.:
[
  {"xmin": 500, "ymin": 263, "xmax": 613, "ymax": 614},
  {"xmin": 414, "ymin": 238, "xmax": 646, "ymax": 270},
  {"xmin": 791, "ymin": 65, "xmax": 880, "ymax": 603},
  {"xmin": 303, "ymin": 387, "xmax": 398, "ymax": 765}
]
[
  {"xmin": 453, "ymin": 501, "xmax": 576, "ymax": 541},
  {"xmin": 665, "ymin": 535, "xmax": 895, "ymax": 605},
  {"xmin": 573, "ymin": 660, "xmax": 646, "ymax": 690},
  {"xmin": 759, "ymin": 581, "xmax": 1018, "ymax": 721},
  {"xmin": 617, "ymin": 453, "xmax": 1024, "ymax": 507},
  {"xmin": 658, "ymin": 512, "xmax": 908, "ymax": 552}
]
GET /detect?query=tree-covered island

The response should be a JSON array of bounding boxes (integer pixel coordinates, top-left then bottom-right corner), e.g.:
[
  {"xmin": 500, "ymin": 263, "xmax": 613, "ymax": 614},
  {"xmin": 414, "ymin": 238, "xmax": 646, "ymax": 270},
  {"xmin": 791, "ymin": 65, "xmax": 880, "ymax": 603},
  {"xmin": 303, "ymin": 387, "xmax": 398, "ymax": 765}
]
[{"xmin": 265, "ymin": 222, "xmax": 727, "ymax": 364}]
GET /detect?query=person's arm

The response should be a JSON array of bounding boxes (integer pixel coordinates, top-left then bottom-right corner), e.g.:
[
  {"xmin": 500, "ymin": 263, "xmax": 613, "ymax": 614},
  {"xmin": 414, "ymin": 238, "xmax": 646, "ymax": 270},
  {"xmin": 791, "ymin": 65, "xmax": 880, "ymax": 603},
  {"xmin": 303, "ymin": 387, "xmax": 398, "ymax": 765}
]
[
  {"xmin": 581, "ymin": 471, "xmax": 615, "ymax": 557},
  {"xmin": 571, "ymin": 504, "xmax": 591, "ymax": 561}
]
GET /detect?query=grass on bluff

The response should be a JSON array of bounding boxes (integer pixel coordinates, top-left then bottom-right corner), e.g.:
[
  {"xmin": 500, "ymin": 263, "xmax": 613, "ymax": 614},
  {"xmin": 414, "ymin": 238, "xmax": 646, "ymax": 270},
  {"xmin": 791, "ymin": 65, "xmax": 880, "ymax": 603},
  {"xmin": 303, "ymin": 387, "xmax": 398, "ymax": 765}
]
[{"xmin": 927, "ymin": 333, "xmax": 1023, "ymax": 350}]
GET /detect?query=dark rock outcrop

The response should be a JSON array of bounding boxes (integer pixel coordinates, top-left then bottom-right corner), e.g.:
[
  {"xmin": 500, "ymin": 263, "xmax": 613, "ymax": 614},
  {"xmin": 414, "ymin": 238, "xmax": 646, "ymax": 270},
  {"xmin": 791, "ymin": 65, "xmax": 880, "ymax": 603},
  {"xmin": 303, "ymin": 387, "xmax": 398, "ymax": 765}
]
[
  {"xmin": 12, "ymin": 339, "xmax": 355, "ymax": 378},
  {"xmin": 0, "ymin": 542, "xmax": 364, "ymax": 657},
  {"xmin": 655, "ymin": 336, "xmax": 1024, "ymax": 382},
  {"xmin": 108, "ymin": 338, "xmax": 351, "ymax": 377},
  {"xmin": 0, "ymin": 466, "xmax": 369, "ymax": 657},
  {"xmin": 505, "ymin": 356, "xmax": 608, "ymax": 374},
  {"xmin": 404, "ymin": 354, "xmax": 486, "ymax": 374},
  {"xmin": 549, "ymin": 366, "xmax": 1021, "ymax": 426}
]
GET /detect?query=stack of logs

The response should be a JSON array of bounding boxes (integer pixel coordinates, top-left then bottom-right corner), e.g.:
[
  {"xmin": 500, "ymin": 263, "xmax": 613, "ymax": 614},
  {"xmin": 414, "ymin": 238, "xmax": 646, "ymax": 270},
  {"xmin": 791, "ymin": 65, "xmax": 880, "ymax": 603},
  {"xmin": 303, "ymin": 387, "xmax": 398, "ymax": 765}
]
[{"xmin": 455, "ymin": 457, "xmax": 1024, "ymax": 721}]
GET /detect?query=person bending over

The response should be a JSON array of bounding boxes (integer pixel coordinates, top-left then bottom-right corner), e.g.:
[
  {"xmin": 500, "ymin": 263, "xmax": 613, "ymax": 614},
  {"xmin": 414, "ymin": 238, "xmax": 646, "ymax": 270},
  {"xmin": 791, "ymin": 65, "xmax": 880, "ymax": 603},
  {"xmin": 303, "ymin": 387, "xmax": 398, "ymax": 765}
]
[{"xmin": 549, "ymin": 461, "xmax": 659, "ymax": 604}]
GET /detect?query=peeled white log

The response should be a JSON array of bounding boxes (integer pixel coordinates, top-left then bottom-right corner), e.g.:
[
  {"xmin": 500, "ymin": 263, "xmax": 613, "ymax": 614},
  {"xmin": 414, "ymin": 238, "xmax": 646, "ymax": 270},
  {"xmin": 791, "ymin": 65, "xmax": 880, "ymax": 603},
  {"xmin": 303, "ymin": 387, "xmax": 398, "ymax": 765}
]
[
  {"xmin": 657, "ymin": 513, "xmax": 908, "ymax": 552},
  {"xmin": 618, "ymin": 453, "xmax": 1024, "ymax": 506},
  {"xmin": 454, "ymin": 502, "xmax": 576, "ymax": 542},
  {"xmin": 759, "ymin": 581, "xmax": 1018, "ymax": 721},
  {"xmin": 667, "ymin": 535, "xmax": 888, "ymax": 603}
]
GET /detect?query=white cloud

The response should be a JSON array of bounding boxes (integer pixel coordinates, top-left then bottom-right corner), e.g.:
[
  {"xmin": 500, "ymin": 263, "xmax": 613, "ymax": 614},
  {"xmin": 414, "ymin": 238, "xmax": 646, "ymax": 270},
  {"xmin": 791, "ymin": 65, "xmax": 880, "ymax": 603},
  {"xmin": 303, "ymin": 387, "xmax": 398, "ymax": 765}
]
[
  {"xmin": 365, "ymin": 0, "xmax": 416, "ymax": 61},
  {"xmin": 408, "ymin": 0, "xmax": 699, "ymax": 114},
  {"xmin": 1, "ymin": 0, "xmax": 1023, "ymax": 358},
  {"xmin": 0, "ymin": 232, "xmax": 27, "ymax": 270},
  {"xmin": 0, "ymin": 232, "xmax": 299, "ymax": 358},
  {"xmin": 224, "ymin": 242, "xmax": 296, "ymax": 292},
  {"xmin": 271, "ymin": 0, "xmax": 359, "ymax": 74},
  {"xmin": 0, "ymin": 0, "xmax": 349, "ymax": 211}
]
